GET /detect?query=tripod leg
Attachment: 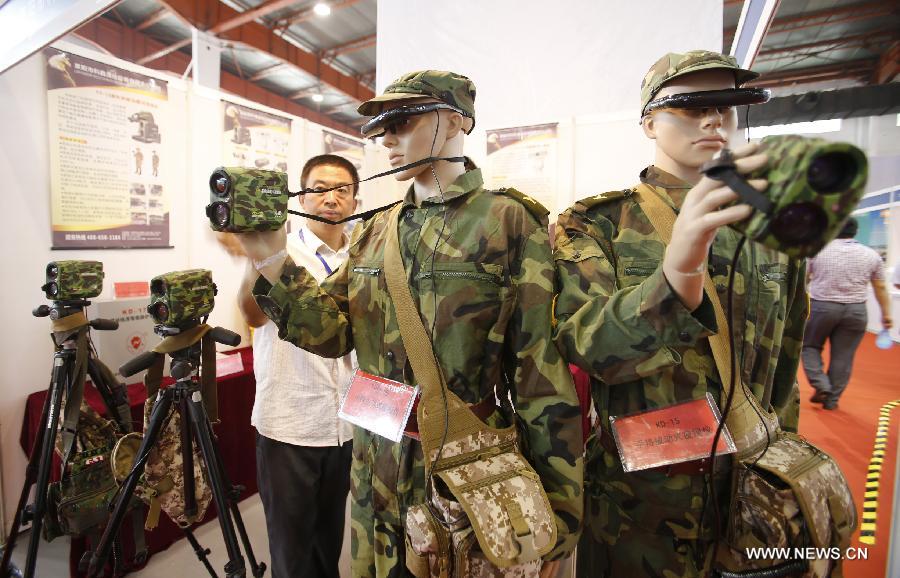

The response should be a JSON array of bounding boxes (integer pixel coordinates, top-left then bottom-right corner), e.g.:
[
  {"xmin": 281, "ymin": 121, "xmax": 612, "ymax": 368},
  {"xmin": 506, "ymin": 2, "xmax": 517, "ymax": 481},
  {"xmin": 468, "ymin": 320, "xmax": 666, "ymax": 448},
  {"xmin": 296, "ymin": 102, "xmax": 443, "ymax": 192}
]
[
  {"xmin": 185, "ymin": 395, "xmax": 246, "ymax": 578},
  {"xmin": 203, "ymin": 419, "xmax": 267, "ymax": 578},
  {"xmin": 86, "ymin": 390, "xmax": 174, "ymax": 577},
  {"xmin": 23, "ymin": 351, "xmax": 71, "ymax": 578},
  {"xmin": 179, "ymin": 397, "xmax": 197, "ymax": 519},
  {"xmin": 0, "ymin": 358, "xmax": 61, "ymax": 576},
  {"xmin": 182, "ymin": 528, "xmax": 219, "ymax": 578}
]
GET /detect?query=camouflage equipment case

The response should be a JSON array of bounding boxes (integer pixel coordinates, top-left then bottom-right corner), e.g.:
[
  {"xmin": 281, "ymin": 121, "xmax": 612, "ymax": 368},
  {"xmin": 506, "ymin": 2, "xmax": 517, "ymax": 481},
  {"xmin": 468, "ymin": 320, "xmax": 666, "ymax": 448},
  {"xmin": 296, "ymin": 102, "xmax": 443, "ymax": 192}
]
[{"xmin": 720, "ymin": 432, "xmax": 856, "ymax": 577}]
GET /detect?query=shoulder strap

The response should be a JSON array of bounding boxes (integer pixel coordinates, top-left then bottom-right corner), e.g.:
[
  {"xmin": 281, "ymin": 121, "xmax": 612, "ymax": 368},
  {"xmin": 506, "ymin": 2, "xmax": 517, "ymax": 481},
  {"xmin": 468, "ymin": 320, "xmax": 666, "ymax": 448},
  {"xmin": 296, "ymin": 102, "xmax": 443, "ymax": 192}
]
[
  {"xmin": 59, "ymin": 325, "xmax": 90, "ymax": 468},
  {"xmin": 632, "ymin": 183, "xmax": 777, "ymax": 459},
  {"xmin": 382, "ymin": 206, "xmax": 487, "ymax": 467}
]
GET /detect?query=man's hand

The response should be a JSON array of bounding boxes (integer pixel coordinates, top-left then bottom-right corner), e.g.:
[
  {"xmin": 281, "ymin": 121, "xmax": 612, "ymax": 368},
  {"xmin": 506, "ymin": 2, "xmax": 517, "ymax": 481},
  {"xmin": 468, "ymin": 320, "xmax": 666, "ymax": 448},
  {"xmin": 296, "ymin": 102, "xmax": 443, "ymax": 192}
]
[
  {"xmin": 883, "ymin": 315, "xmax": 893, "ymax": 330},
  {"xmin": 539, "ymin": 559, "xmax": 560, "ymax": 578},
  {"xmin": 236, "ymin": 228, "xmax": 288, "ymax": 284},
  {"xmin": 663, "ymin": 143, "xmax": 768, "ymax": 310}
]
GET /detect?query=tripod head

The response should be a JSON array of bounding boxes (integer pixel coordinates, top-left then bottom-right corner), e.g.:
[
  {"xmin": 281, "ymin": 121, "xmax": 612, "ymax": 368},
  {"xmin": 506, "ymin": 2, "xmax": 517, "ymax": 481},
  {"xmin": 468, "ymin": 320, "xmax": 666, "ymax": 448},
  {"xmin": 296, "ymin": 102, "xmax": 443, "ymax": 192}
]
[{"xmin": 119, "ymin": 324, "xmax": 240, "ymax": 380}]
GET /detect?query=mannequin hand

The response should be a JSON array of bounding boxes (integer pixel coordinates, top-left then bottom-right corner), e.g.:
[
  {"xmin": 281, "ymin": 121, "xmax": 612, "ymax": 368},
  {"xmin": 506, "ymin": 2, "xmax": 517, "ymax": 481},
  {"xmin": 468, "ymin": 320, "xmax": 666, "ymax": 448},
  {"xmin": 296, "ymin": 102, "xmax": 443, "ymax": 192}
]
[
  {"xmin": 236, "ymin": 228, "xmax": 288, "ymax": 283},
  {"xmin": 665, "ymin": 143, "xmax": 767, "ymax": 276},
  {"xmin": 539, "ymin": 559, "xmax": 560, "ymax": 578}
]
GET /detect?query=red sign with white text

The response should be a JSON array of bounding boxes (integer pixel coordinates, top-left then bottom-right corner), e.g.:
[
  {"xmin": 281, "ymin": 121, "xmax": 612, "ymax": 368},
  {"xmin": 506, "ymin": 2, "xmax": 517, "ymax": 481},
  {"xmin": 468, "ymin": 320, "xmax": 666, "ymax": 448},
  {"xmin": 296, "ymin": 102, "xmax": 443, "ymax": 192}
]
[
  {"xmin": 338, "ymin": 370, "xmax": 418, "ymax": 443},
  {"xmin": 610, "ymin": 394, "xmax": 735, "ymax": 472}
]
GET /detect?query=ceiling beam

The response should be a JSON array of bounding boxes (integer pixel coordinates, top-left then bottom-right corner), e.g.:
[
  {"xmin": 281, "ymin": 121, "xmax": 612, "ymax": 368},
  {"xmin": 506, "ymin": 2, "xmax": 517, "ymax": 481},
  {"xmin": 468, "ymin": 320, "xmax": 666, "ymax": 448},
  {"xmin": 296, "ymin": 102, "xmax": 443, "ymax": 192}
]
[
  {"xmin": 278, "ymin": 0, "xmax": 362, "ymax": 28},
  {"xmin": 289, "ymin": 86, "xmax": 321, "ymax": 100},
  {"xmin": 749, "ymin": 58, "xmax": 876, "ymax": 87},
  {"xmin": 873, "ymin": 41, "xmax": 900, "ymax": 84},
  {"xmin": 155, "ymin": 0, "xmax": 374, "ymax": 103},
  {"xmin": 724, "ymin": 1, "xmax": 897, "ymax": 45},
  {"xmin": 248, "ymin": 62, "xmax": 289, "ymax": 81},
  {"xmin": 322, "ymin": 33, "xmax": 375, "ymax": 60},
  {"xmin": 208, "ymin": 0, "xmax": 300, "ymax": 35},
  {"xmin": 756, "ymin": 29, "xmax": 899, "ymax": 61},
  {"xmin": 137, "ymin": 38, "xmax": 192, "ymax": 65},
  {"xmin": 323, "ymin": 101, "xmax": 351, "ymax": 115},
  {"xmin": 136, "ymin": 7, "xmax": 171, "ymax": 31}
]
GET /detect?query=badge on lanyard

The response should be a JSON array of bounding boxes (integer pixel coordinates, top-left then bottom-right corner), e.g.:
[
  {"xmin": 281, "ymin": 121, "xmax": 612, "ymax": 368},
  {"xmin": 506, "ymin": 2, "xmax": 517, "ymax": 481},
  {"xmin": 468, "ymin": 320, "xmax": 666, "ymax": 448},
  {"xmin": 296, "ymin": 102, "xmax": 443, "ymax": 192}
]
[
  {"xmin": 609, "ymin": 393, "xmax": 736, "ymax": 472},
  {"xmin": 338, "ymin": 369, "xmax": 419, "ymax": 442}
]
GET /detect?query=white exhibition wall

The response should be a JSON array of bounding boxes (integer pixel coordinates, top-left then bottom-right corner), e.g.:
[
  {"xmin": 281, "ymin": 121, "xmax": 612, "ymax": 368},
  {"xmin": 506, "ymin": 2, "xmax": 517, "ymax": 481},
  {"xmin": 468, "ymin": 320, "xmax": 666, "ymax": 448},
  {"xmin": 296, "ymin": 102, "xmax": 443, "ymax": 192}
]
[{"xmin": 0, "ymin": 41, "xmax": 398, "ymax": 530}]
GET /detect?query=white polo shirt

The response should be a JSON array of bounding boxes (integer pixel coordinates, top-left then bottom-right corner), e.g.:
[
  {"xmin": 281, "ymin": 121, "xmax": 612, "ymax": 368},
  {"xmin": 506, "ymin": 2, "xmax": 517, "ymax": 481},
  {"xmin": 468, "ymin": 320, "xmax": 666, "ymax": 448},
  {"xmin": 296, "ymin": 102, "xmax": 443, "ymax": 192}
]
[{"xmin": 251, "ymin": 224, "xmax": 356, "ymax": 446}]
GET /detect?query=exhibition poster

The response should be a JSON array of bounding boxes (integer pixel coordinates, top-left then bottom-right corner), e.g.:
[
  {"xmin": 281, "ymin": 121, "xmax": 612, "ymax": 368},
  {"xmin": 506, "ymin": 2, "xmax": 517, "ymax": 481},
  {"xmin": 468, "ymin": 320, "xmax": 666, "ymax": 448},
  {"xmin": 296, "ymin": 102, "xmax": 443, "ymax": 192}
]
[
  {"xmin": 323, "ymin": 130, "xmax": 365, "ymax": 171},
  {"xmin": 46, "ymin": 48, "xmax": 172, "ymax": 248},
  {"xmin": 485, "ymin": 122, "xmax": 559, "ymax": 213},
  {"xmin": 222, "ymin": 101, "xmax": 290, "ymax": 171}
]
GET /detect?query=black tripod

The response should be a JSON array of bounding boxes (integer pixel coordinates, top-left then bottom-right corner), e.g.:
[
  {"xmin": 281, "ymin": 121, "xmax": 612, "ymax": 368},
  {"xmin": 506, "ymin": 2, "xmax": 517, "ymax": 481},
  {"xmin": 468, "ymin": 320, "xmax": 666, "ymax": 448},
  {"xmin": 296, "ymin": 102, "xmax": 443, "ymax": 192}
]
[
  {"xmin": 1, "ymin": 299, "xmax": 128, "ymax": 578},
  {"xmin": 85, "ymin": 322, "xmax": 265, "ymax": 578}
]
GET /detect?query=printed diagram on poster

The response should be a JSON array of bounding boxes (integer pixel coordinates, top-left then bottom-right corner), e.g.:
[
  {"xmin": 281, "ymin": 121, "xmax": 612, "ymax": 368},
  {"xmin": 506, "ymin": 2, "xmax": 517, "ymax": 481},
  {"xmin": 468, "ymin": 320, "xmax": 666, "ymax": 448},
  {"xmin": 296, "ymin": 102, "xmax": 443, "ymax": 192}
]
[
  {"xmin": 485, "ymin": 123, "xmax": 559, "ymax": 213},
  {"xmin": 46, "ymin": 48, "xmax": 171, "ymax": 248},
  {"xmin": 222, "ymin": 102, "xmax": 290, "ymax": 172}
]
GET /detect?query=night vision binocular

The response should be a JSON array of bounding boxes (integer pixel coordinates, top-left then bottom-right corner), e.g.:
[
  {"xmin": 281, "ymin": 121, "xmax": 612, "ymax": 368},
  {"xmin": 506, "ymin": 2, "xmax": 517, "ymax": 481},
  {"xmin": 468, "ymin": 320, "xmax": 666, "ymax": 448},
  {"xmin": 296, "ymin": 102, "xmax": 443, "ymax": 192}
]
[
  {"xmin": 705, "ymin": 135, "xmax": 868, "ymax": 258},
  {"xmin": 42, "ymin": 260, "xmax": 104, "ymax": 301},
  {"xmin": 206, "ymin": 167, "xmax": 289, "ymax": 233},
  {"xmin": 148, "ymin": 269, "xmax": 216, "ymax": 327}
]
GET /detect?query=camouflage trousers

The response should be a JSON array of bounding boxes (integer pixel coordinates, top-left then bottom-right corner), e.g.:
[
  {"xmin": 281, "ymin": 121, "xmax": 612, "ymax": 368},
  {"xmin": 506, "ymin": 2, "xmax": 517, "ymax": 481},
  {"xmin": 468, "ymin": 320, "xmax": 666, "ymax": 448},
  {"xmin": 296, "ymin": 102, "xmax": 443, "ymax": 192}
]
[{"xmin": 349, "ymin": 430, "xmax": 425, "ymax": 578}]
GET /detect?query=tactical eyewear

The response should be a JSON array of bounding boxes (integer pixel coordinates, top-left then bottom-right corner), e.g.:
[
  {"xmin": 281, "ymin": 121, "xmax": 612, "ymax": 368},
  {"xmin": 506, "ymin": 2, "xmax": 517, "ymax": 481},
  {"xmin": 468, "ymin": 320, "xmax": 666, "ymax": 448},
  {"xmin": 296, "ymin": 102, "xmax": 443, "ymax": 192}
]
[
  {"xmin": 642, "ymin": 88, "xmax": 770, "ymax": 117},
  {"xmin": 360, "ymin": 103, "xmax": 474, "ymax": 139}
]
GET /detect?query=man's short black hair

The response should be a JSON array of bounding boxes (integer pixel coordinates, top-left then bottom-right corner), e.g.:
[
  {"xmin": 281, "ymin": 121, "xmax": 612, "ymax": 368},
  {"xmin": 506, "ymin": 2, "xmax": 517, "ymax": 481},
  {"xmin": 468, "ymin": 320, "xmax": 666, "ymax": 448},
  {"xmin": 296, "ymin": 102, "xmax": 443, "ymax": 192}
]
[
  {"xmin": 837, "ymin": 217, "xmax": 858, "ymax": 239},
  {"xmin": 300, "ymin": 154, "xmax": 360, "ymax": 197}
]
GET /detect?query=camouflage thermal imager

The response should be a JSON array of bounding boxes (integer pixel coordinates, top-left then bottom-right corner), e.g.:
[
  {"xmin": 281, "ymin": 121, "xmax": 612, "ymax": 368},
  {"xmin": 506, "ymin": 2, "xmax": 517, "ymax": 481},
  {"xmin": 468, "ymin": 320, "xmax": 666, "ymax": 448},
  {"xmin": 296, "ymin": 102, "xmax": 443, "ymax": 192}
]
[
  {"xmin": 705, "ymin": 135, "xmax": 868, "ymax": 258},
  {"xmin": 206, "ymin": 167, "xmax": 289, "ymax": 232},
  {"xmin": 42, "ymin": 260, "xmax": 104, "ymax": 300},
  {"xmin": 147, "ymin": 269, "xmax": 216, "ymax": 326}
]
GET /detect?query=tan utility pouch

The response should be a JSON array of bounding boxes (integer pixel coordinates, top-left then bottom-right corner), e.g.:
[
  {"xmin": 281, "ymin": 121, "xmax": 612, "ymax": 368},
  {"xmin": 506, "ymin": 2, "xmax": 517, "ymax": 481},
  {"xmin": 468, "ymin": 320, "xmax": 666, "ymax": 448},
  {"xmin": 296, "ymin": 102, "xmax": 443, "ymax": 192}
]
[
  {"xmin": 633, "ymin": 184, "xmax": 857, "ymax": 577},
  {"xmin": 381, "ymin": 205, "xmax": 553, "ymax": 576},
  {"xmin": 720, "ymin": 431, "xmax": 856, "ymax": 577}
]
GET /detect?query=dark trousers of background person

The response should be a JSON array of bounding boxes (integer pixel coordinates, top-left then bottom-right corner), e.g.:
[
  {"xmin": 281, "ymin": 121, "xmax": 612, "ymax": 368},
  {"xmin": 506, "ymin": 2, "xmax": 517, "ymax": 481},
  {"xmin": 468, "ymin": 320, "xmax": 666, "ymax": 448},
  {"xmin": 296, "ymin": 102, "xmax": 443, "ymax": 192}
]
[
  {"xmin": 256, "ymin": 433, "xmax": 352, "ymax": 578},
  {"xmin": 801, "ymin": 300, "xmax": 868, "ymax": 406}
]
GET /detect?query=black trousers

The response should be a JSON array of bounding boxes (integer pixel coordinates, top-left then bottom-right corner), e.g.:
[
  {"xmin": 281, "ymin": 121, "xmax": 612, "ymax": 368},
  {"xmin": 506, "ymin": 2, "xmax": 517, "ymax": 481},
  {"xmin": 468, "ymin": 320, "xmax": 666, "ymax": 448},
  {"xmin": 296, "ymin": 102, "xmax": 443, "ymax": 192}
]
[{"xmin": 256, "ymin": 433, "xmax": 352, "ymax": 578}]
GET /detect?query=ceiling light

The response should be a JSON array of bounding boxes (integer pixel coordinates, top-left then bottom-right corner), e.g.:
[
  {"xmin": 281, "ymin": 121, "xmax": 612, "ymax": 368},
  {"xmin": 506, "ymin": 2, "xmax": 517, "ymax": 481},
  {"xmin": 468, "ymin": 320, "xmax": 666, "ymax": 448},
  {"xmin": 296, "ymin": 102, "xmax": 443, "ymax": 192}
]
[
  {"xmin": 314, "ymin": 2, "xmax": 331, "ymax": 16},
  {"xmin": 312, "ymin": 93, "xmax": 324, "ymax": 103}
]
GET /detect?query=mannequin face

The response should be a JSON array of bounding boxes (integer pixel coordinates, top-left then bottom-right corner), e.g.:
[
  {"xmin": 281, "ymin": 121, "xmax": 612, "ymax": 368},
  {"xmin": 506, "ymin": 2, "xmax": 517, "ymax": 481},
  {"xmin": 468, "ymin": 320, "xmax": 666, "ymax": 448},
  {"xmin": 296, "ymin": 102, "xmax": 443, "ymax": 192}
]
[
  {"xmin": 378, "ymin": 98, "xmax": 464, "ymax": 181},
  {"xmin": 642, "ymin": 69, "xmax": 739, "ymax": 171},
  {"xmin": 300, "ymin": 164, "xmax": 357, "ymax": 222}
]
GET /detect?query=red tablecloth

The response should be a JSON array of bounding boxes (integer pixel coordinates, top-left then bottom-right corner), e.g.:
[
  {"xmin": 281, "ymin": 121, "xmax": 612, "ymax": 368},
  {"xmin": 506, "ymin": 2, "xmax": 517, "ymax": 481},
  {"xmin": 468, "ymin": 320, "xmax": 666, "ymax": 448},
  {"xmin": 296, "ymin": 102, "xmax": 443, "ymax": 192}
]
[{"xmin": 19, "ymin": 347, "xmax": 257, "ymax": 576}]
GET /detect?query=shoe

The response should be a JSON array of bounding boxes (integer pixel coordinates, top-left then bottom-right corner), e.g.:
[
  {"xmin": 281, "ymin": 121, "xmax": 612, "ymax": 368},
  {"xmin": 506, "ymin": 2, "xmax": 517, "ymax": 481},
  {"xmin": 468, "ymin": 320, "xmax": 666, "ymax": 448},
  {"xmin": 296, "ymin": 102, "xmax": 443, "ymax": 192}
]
[
  {"xmin": 823, "ymin": 400, "xmax": 839, "ymax": 410},
  {"xmin": 810, "ymin": 390, "xmax": 828, "ymax": 404}
]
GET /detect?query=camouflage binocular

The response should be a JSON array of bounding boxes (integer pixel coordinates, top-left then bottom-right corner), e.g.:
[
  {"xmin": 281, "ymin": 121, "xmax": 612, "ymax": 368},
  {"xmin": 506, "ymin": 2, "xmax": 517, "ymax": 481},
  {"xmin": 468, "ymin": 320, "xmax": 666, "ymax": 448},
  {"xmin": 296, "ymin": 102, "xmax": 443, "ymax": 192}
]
[
  {"xmin": 206, "ymin": 167, "xmax": 289, "ymax": 233},
  {"xmin": 42, "ymin": 260, "xmax": 104, "ymax": 301},
  {"xmin": 148, "ymin": 269, "xmax": 216, "ymax": 327},
  {"xmin": 710, "ymin": 135, "xmax": 868, "ymax": 258}
]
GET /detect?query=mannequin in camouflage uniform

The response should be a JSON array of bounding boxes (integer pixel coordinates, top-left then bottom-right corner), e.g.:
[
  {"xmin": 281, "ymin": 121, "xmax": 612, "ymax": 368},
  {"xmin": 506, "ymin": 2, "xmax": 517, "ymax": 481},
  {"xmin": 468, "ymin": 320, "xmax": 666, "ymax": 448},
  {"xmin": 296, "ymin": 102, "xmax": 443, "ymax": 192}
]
[
  {"xmin": 238, "ymin": 70, "xmax": 583, "ymax": 578},
  {"xmin": 552, "ymin": 51, "xmax": 807, "ymax": 576}
]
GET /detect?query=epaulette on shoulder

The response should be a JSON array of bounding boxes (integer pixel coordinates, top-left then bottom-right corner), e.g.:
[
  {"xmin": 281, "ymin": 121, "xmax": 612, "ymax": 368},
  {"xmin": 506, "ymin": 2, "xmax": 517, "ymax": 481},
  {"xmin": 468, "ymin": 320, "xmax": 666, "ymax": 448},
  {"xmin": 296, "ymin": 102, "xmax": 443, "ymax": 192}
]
[
  {"xmin": 493, "ymin": 187, "xmax": 549, "ymax": 220},
  {"xmin": 578, "ymin": 190, "xmax": 632, "ymax": 210}
]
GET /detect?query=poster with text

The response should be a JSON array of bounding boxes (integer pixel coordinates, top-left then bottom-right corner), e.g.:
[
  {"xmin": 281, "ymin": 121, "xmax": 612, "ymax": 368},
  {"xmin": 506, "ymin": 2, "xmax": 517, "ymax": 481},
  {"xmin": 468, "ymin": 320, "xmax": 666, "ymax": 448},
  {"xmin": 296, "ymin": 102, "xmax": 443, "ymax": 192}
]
[
  {"xmin": 323, "ymin": 130, "xmax": 365, "ymax": 171},
  {"xmin": 46, "ymin": 48, "xmax": 171, "ymax": 248},
  {"xmin": 222, "ymin": 102, "xmax": 290, "ymax": 172},
  {"xmin": 485, "ymin": 123, "xmax": 558, "ymax": 212}
]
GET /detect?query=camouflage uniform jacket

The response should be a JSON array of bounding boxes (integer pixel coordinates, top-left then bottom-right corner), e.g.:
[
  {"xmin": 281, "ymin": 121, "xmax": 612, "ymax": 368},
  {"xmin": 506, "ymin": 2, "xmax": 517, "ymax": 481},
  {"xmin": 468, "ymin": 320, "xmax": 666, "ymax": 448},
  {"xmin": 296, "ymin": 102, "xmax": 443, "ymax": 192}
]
[
  {"xmin": 553, "ymin": 166, "xmax": 806, "ymax": 540},
  {"xmin": 254, "ymin": 169, "xmax": 583, "ymax": 561}
]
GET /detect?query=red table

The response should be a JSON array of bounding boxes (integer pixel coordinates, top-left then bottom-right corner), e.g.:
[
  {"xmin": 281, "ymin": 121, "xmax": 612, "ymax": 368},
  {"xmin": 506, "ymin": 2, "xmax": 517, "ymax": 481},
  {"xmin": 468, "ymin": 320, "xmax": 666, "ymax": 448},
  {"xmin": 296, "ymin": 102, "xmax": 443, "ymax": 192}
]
[{"xmin": 19, "ymin": 347, "xmax": 258, "ymax": 576}]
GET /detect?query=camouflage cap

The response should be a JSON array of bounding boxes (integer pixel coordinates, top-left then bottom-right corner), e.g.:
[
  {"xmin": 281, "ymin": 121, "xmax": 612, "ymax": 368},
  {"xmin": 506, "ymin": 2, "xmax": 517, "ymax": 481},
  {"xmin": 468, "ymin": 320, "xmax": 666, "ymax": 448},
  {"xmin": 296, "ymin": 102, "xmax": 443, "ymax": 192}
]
[
  {"xmin": 640, "ymin": 50, "xmax": 759, "ymax": 115},
  {"xmin": 357, "ymin": 70, "xmax": 476, "ymax": 121}
]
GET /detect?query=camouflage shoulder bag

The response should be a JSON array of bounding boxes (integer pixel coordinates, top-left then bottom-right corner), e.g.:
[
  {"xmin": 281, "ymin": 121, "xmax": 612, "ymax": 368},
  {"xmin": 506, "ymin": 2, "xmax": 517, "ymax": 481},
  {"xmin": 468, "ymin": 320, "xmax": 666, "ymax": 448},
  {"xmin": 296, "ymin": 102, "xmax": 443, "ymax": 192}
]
[
  {"xmin": 382, "ymin": 206, "xmax": 554, "ymax": 578},
  {"xmin": 635, "ymin": 183, "xmax": 856, "ymax": 578}
]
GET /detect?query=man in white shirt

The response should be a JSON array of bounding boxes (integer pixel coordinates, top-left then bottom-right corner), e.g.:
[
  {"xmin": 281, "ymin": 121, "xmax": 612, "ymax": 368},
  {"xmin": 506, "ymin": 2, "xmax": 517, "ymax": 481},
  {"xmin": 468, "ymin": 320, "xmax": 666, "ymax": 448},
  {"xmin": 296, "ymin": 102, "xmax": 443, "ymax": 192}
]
[
  {"xmin": 238, "ymin": 154, "xmax": 359, "ymax": 578},
  {"xmin": 803, "ymin": 217, "xmax": 893, "ymax": 410}
]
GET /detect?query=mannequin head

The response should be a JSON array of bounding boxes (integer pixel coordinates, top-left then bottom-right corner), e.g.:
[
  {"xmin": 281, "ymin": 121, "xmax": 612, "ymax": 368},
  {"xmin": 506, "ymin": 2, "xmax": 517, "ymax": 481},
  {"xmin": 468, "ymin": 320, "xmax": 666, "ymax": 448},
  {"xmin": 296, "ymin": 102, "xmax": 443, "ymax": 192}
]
[{"xmin": 642, "ymin": 68, "xmax": 739, "ymax": 180}]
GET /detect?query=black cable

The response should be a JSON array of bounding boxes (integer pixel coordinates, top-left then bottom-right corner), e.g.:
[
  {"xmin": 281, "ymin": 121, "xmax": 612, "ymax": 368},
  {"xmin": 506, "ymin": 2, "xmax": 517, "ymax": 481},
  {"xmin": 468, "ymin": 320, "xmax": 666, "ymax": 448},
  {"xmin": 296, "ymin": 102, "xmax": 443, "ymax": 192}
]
[{"xmin": 705, "ymin": 235, "xmax": 746, "ymax": 564}]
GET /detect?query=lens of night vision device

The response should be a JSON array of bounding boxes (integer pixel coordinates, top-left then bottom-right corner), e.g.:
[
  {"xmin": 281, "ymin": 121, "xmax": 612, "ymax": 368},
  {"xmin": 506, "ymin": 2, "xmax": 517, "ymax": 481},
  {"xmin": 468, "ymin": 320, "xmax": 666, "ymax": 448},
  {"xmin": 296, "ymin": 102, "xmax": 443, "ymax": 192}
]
[
  {"xmin": 150, "ymin": 278, "xmax": 166, "ymax": 296},
  {"xmin": 45, "ymin": 282, "xmax": 59, "ymax": 297},
  {"xmin": 807, "ymin": 152, "xmax": 858, "ymax": 194},
  {"xmin": 210, "ymin": 171, "xmax": 231, "ymax": 196},
  {"xmin": 148, "ymin": 301, "xmax": 169, "ymax": 323},
  {"xmin": 209, "ymin": 203, "xmax": 230, "ymax": 228},
  {"xmin": 47, "ymin": 264, "xmax": 59, "ymax": 279},
  {"xmin": 769, "ymin": 202, "xmax": 829, "ymax": 246}
]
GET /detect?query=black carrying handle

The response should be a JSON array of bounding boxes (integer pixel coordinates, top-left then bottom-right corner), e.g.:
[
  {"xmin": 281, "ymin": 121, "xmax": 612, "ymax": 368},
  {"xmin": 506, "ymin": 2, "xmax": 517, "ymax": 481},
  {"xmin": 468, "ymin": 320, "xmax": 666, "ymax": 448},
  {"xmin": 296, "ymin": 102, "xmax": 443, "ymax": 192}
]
[{"xmin": 701, "ymin": 148, "xmax": 774, "ymax": 214}]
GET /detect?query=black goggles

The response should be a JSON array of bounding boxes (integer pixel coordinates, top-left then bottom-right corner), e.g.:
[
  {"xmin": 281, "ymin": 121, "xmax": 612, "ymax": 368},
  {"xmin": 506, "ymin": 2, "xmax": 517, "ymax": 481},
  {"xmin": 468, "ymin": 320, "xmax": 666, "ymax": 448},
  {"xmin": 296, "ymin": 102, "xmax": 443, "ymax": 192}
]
[
  {"xmin": 360, "ymin": 103, "xmax": 474, "ymax": 139},
  {"xmin": 642, "ymin": 88, "xmax": 771, "ymax": 117}
]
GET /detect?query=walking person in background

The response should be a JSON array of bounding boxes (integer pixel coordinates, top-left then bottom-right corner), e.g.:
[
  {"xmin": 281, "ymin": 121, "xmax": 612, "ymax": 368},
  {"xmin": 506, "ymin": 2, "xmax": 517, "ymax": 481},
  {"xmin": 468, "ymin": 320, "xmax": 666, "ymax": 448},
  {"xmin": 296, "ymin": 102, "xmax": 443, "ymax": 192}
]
[{"xmin": 803, "ymin": 217, "xmax": 893, "ymax": 410}]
